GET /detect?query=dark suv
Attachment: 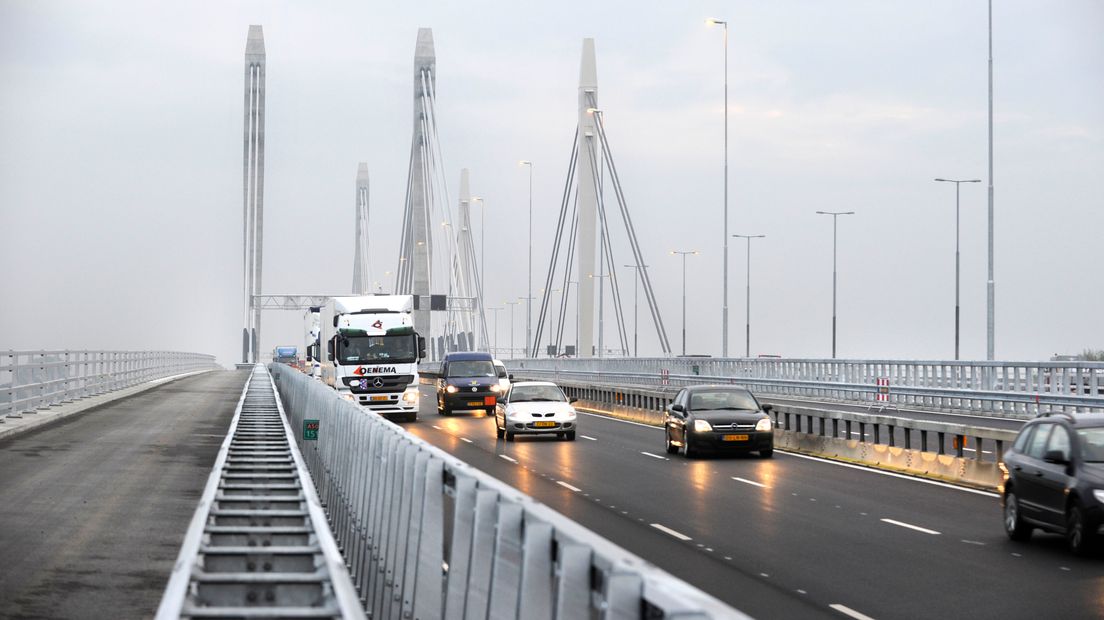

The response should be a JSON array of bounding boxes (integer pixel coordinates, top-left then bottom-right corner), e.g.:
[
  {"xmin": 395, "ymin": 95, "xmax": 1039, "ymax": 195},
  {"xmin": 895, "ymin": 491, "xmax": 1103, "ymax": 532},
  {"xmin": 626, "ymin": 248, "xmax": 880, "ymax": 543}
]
[
  {"xmin": 436, "ymin": 352, "xmax": 502, "ymax": 416},
  {"xmin": 1001, "ymin": 413, "xmax": 1104, "ymax": 555}
]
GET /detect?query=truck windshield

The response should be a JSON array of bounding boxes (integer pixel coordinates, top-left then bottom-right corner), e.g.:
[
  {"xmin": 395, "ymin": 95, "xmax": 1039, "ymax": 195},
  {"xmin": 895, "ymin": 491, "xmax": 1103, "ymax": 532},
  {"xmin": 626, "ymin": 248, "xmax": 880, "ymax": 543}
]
[{"xmin": 337, "ymin": 335, "xmax": 416, "ymax": 364}]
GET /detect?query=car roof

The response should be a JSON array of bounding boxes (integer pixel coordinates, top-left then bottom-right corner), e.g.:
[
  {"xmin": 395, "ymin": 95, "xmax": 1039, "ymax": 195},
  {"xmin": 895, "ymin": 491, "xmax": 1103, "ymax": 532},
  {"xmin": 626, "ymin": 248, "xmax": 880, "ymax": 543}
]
[
  {"xmin": 492, "ymin": 359, "xmax": 506, "ymax": 366},
  {"xmin": 511, "ymin": 381, "xmax": 557, "ymax": 388},
  {"xmin": 1030, "ymin": 412, "xmax": 1104, "ymax": 428},
  {"xmin": 443, "ymin": 352, "xmax": 494, "ymax": 361},
  {"xmin": 682, "ymin": 384, "xmax": 753, "ymax": 393}
]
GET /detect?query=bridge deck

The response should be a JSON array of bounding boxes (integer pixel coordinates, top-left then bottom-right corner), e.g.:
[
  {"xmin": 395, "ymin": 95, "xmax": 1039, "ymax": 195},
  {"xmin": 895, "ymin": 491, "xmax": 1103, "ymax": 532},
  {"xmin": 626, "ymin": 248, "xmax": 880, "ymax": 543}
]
[{"xmin": 0, "ymin": 370, "xmax": 246, "ymax": 618}]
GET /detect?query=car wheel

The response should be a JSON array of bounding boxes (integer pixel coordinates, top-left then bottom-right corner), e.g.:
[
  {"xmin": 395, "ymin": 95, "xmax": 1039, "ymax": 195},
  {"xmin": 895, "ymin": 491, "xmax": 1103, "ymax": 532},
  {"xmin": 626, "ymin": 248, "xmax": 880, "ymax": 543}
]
[
  {"xmin": 495, "ymin": 425, "xmax": 504, "ymax": 439},
  {"xmin": 683, "ymin": 435, "xmax": 697, "ymax": 459},
  {"xmin": 1003, "ymin": 490, "xmax": 1032, "ymax": 541},
  {"xmin": 665, "ymin": 430, "xmax": 678, "ymax": 455},
  {"xmin": 759, "ymin": 446, "xmax": 774, "ymax": 458},
  {"xmin": 566, "ymin": 431, "xmax": 576, "ymax": 441},
  {"xmin": 1068, "ymin": 501, "xmax": 1096, "ymax": 556},
  {"xmin": 505, "ymin": 429, "xmax": 515, "ymax": 442}
]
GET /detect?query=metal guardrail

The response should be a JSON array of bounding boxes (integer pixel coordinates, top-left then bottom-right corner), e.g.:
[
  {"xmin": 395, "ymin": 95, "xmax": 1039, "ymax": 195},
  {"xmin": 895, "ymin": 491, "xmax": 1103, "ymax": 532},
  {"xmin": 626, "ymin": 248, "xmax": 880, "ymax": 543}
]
[
  {"xmin": 0, "ymin": 350, "xmax": 219, "ymax": 422},
  {"xmin": 157, "ymin": 365, "xmax": 363, "ymax": 619},
  {"xmin": 270, "ymin": 362, "xmax": 746, "ymax": 619},
  {"xmin": 503, "ymin": 358, "xmax": 1104, "ymax": 417}
]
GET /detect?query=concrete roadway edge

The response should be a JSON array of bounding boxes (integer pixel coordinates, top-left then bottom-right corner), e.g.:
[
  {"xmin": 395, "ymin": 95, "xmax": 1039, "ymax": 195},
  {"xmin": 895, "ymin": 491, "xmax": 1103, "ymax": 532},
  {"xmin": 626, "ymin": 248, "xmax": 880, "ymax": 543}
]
[{"xmin": 0, "ymin": 369, "xmax": 220, "ymax": 442}]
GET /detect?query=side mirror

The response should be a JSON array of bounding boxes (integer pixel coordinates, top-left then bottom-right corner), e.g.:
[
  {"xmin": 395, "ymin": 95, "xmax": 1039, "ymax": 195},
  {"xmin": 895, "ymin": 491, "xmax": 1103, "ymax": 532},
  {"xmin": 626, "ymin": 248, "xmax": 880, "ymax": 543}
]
[
  {"xmin": 1044, "ymin": 450, "xmax": 1069, "ymax": 465},
  {"xmin": 670, "ymin": 403, "xmax": 685, "ymax": 414},
  {"xmin": 508, "ymin": 374, "xmax": 515, "ymax": 381},
  {"xmin": 418, "ymin": 336, "xmax": 427, "ymax": 359},
  {"xmin": 326, "ymin": 340, "xmax": 335, "ymax": 362},
  {"xmin": 569, "ymin": 397, "xmax": 578, "ymax": 404},
  {"xmin": 762, "ymin": 404, "xmax": 774, "ymax": 413}
]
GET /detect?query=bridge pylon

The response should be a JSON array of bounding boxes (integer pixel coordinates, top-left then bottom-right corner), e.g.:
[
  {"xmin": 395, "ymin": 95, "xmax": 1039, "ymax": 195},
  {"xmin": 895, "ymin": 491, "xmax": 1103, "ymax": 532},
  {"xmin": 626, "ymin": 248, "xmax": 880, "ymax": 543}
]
[
  {"xmin": 242, "ymin": 25, "xmax": 266, "ymax": 364},
  {"xmin": 352, "ymin": 163, "xmax": 370, "ymax": 295}
]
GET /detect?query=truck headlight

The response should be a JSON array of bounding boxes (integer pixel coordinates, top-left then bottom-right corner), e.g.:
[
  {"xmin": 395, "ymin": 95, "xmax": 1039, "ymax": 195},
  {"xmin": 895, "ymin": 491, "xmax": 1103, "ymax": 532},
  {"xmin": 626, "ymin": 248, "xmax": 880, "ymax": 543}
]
[
  {"xmin": 693, "ymin": 419, "xmax": 712, "ymax": 432},
  {"xmin": 446, "ymin": 385, "xmax": 458, "ymax": 394},
  {"xmin": 1093, "ymin": 489, "xmax": 1104, "ymax": 505},
  {"xmin": 755, "ymin": 418, "xmax": 773, "ymax": 432},
  {"xmin": 342, "ymin": 393, "xmax": 355, "ymax": 402},
  {"xmin": 402, "ymin": 388, "xmax": 419, "ymax": 404}
]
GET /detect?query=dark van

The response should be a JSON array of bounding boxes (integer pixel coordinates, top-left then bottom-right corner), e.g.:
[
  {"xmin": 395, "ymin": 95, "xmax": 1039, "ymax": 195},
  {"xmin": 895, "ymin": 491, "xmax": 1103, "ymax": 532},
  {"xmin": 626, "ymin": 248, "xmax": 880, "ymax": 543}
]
[{"xmin": 436, "ymin": 352, "xmax": 502, "ymax": 416}]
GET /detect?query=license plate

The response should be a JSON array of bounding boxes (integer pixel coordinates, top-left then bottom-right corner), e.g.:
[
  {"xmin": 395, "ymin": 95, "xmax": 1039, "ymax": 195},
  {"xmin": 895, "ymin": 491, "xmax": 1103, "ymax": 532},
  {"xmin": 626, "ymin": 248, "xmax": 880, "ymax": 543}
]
[
  {"xmin": 722, "ymin": 434, "xmax": 749, "ymax": 442},
  {"xmin": 484, "ymin": 396, "xmax": 496, "ymax": 405},
  {"xmin": 533, "ymin": 421, "xmax": 556, "ymax": 428},
  {"xmin": 370, "ymin": 395, "xmax": 389, "ymax": 401},
  {"xmin": 467, "ymin": 401, "xmax": 483, "ymax": 407}
]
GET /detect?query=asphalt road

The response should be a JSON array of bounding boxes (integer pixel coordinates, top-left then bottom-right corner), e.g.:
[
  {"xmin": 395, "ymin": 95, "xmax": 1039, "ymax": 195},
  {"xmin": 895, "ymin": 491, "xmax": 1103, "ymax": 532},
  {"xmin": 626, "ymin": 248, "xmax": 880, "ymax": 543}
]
[
  {"xmin": 0, "ymin": 370, "xmax": 246, "ymax": 619},
  {"xmin": 406, "ymin": 385, "xmax": 1104, "ymax": 620}
]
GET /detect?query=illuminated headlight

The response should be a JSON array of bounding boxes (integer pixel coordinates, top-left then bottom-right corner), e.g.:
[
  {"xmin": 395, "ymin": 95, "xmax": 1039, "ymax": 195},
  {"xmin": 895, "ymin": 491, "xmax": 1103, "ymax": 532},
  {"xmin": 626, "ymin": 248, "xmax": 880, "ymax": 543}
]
[
  {"xmin": 755, "ymin": 418, "xmax": 773, "ymax": 432},
  {"xmin": 693, "ymin": 419, "xmax": 712, "ymax": 432},
  {"xmin": 342, "ymin": 392, "xmax": 356, "ymax": 402},
  {"xmin": 402, "ymin": 388, "xmax": 419, "ymax": 404},
  {"xmin": 349, "ymin": 379, "xmax": 362, "ymax": 388},
  {"xmin": 446, "ymin": 385, "xmax": 458, "ymax": 394},
  {"xmin": 490, "ymin": 384, "xmax": 502, "ymax": 393},
  {"xmin": 1093, "ymin": 489, "xmax": 1104, "ymax": 505}
]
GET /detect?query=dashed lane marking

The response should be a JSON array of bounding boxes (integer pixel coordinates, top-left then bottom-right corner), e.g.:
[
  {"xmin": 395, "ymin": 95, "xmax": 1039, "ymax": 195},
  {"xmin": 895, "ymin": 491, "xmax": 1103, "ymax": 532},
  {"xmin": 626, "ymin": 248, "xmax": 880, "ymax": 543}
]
[
  {"xmin": 650, "ymin": 523, "xmax": 692, "ymax": 541},
  {"xmin": 641, "ymin": 451, "xmax": 668, "ymax": 460},
  {"xmin": 580, "ymin": 435, "xmax": 598, "ymax": 441},
  {"xmin": 498, "ymin": 454, "xmax": 518, "ymax": 463},
  {"xmin": 880, "ymin": 518, "xmax": 940, "ymax": 535},
  {"xmin": 556, "ymin": 480, "xmax": 582, "ymax": 492},
  {"xmin": 460, "ymin": 437, "xmax": 473, "ymax": 443},
  {"xmin": 732, "ymin": 477, "xmax": 767, "ymax": 488},
  {"xmin": 830, "ymin": 603, "xmax": 877, "ymax": 620}
]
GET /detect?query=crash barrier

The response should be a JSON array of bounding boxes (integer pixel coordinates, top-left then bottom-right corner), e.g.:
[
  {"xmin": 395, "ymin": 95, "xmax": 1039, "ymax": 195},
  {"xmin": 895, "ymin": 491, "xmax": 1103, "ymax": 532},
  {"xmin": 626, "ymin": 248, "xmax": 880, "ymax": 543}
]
[
  {"xmin": 529, "ymin": 375, "xmax": 1016, "ymax": 489},
  {"xmin": 0, "ymin": 350, "xmax": 218, "ymax": 422},
  {"xmin": 504, "ymin": 358, "xmax": 1104, "ymax": 418},
  {"xmin": 269, "ymin": 362, "xmax": 745, "ymax": 620},
  {"xmin": 157, "ymin": 365, "xmax": 363, "ymax": 619}
]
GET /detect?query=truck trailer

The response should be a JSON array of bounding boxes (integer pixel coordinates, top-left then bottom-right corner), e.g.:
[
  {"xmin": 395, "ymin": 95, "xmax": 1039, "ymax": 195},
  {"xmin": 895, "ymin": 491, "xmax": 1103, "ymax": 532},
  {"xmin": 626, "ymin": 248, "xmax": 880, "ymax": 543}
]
[{"xmin": 319, "ymin": 295, "xmax": 426, "ymax": 422}]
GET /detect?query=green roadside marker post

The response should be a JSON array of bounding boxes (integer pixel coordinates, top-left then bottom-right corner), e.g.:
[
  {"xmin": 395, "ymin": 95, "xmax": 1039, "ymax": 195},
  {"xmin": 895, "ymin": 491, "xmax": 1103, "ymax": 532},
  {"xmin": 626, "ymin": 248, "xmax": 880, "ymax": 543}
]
[{"xmin": 304, "ymin": 419, "xmax": 320, "ymax": 441}]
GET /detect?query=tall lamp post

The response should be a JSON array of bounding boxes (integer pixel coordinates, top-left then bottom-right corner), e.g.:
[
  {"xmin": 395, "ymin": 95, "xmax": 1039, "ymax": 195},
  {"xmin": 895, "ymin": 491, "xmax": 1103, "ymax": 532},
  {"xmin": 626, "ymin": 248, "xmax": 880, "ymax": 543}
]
[
  {"xmin": 815, "ymin": 211, "xmax": 854, "ymax": 359},
  {"xmin": 731, "ymin": 234, "xmax": 764, "ymax": 358},
  {"xmin": 587, "ymin": 274, "xmax": 610, "ymax": 357},
  {"xmin": 706, "ymin": 17, "xmax": 730, "ymax": 357},
  {"xmin": 986, "ymin": 0, "xmax": 996, "ymax": 362},
  {"xmin": 623, "ymin": 264, "xmax": 648, "ymax": 357},
  {"xmin": 471, "ymin": 195, "xmax": 487, "ymax": 349},
  {"xmin": 487, "ymin": 306, "xmax": 502, "ymax": 357},
  {"xmin": 519, "ymin": 160, "xmax": 534, "ymax": 357},
  {"xmin": 670, "ymin": 250, "xmax": 699, "ymax": 356},
  {"xmin": 935, "ymin": 178, "xmax": 980, "ymax": 360},
  {"xmin": 505, "ymin": 300, "xmax": 519, "ymax": 358}
]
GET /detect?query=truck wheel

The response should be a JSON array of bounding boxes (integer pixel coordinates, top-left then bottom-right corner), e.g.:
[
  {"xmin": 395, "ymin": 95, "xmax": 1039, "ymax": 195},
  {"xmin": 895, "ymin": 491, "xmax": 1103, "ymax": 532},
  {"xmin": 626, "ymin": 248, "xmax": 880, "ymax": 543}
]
[{"xmin": 404, "ymin": 412, "xmax": 417, "ymax": 423}]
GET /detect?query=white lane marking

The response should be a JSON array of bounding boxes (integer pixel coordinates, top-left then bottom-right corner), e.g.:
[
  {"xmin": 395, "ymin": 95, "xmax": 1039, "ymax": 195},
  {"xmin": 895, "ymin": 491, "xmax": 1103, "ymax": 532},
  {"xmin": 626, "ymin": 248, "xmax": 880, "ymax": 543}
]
[
  {"xmin": 1060, "ymin": 566, "xmax": 1071, "ymax": 571},
  {"xmin": 432, "ymin": 425, "xmax": 441, "ymax": 429},
  {"xmin": 961, "ymin": 539, "xmax": 986, "ymax": 546},
  {"xmin": 498, "ymin": 454, "xmax": 518, "ymax": 463},
  {"xmin": 880, "ymin": 518, "xmax": 941, "ymax": 535},
  {"xmin": 578, "ymin": 410, "xmax": 661, "ymax": 430},
  {"xmin": 641, "ymin": 451, "xmax": 668, "ymax": 460},
  {"xmin": 650, "ymin": 523, "xmax": 692, "ymax": 541},
  {"xmin": 830, "ymin": 603, "xmax": 877, "ymax": 620},
  {"xmin": 580, "ymin": 435, "xmax": 598, "ymax": 441},
  {"xmin": 556, "ymin": 480, "xmax": 582, "ymax": 492},
  {"xmin": 460, "ymin": 437, "xmax": 473, "ymax": 443},
  {"xmin": 780, "ymin": 451, "xmax": 1000, "ymax": 498},
  {"xmin": 733, "ymin": 477, "xmax": 767, "ymax": 488}
]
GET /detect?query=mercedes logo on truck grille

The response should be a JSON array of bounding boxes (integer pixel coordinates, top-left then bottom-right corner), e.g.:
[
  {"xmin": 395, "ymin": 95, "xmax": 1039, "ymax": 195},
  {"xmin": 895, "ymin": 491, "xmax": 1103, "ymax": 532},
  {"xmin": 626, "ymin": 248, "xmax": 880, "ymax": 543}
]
[{"xmin": 372, "ymin": 377, "xmax": 385, "ymax": 388}]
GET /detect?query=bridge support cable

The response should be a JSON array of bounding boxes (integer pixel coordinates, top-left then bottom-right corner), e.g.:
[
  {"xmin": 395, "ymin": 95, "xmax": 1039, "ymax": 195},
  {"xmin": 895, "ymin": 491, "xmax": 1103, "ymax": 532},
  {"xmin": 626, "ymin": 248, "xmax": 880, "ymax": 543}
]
[
  {"xmin": 591, "ymin": 109, "xmax": 672, "ymax": 356},
  {"xmin": 585, "ymin": 134, "xmax": 631, "ymax": 357},
  {"xmin": 156, "ymin": 365, "xmax": 363, "ymax": 619},
  {"xmin": 532, "ymin": 128, "xmax": 580, "ymax": 357},
  {"xmin": 555, "ymin": 203, "xmax": 580, "ymax": 355}
]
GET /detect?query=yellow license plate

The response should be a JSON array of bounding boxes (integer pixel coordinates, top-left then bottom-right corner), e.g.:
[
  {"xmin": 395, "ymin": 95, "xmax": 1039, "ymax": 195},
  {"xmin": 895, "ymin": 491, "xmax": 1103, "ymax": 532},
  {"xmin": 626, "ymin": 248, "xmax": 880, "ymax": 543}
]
[
  {"xmin": 370, "ymin": 395, "xmax": 389, "ymax": 401},
  {"xmin": 533, "ymin": 421, "xmax": 556, "ymax": 428},
  {"xmin": 722, "ymin": 434, "xmax": 749, "ymax": 442},
  {"xmin": 467, "ymin": 401, "xmax": 483, "ymax": 407}
]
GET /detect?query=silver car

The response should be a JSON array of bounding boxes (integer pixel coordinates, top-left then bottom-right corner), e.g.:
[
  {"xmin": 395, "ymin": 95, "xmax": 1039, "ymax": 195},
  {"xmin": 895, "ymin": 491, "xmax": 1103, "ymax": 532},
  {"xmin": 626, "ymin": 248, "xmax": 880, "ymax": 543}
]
[{"xmin": 495, "ymin": 381, "xmax": 578, "ymax": 441}]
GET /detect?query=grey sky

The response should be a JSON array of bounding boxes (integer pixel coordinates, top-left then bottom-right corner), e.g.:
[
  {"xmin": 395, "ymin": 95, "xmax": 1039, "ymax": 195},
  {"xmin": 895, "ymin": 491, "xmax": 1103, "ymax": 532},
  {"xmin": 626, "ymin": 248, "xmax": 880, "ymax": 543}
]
[{"xmin": 1, "ymin": 1, "xmax": 1101, "ymax": 365}]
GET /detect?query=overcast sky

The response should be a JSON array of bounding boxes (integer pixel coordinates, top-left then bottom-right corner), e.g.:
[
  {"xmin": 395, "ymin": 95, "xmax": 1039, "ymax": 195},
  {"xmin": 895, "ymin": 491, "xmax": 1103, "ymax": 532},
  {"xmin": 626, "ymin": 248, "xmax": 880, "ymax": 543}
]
[{"xmin": 1, "ymin": 1, "xmax": 1101, "ymax": 366}]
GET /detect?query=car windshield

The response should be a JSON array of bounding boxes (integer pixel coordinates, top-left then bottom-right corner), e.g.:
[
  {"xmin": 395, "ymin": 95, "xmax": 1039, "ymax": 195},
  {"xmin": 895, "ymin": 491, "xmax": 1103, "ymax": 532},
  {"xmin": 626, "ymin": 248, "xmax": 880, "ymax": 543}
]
[
  {"xmin": 447, "ymin": 360, "xmax": 496, "ymax": 378},
  {"xmin": 1077, "ymin": 428, "xmax": 1104, "ymax": 463},
  {"xmin": 510, "ymin": 385, "xmax": 567, "ymax": 403},
  {"xmin": 689, "ymin": 390, "xmax": 759, "ymax": 411},
  {"xmin": 337, "ymin": 335, "xmax": 415, "ymax": 364}
]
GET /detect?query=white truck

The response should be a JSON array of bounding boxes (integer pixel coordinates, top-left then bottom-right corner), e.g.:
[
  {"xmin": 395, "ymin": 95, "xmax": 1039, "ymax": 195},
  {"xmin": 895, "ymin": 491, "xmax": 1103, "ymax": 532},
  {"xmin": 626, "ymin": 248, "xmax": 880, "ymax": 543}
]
[{"xmin": 319, "ymin": 295, "xmax": 426, "ymax": 422}]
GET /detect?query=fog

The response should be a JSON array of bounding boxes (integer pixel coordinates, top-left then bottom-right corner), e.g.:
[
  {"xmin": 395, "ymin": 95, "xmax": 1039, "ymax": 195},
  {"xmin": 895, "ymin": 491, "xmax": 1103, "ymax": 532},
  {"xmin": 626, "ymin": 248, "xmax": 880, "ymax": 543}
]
[{"xmin": 1, "ymin": 1, "xmax": 1101, "ymax": 365}]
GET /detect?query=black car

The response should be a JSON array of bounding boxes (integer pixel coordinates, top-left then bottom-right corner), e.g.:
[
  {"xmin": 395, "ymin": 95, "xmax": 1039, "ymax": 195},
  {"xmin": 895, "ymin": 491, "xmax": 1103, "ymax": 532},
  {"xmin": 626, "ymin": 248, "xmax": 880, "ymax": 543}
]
[
  {"xmin": 436, "ymin": 352, "xmax": 503, "ymax": 416},
  {"xmin": 664, "ymin": 385, "xmax": 774, "ymax": 458},
  {"xmin": 1001, "ymin": 412, "xmax": 1104, "ymax": 555}
]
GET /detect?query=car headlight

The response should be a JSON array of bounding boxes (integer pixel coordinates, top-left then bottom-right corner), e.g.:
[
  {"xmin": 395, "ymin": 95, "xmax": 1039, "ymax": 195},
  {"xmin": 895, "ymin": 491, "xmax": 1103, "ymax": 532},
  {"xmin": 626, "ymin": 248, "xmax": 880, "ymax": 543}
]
[
  {"xmin": 755, "ymin": 418, "xmax": 773, "ymax": 432},
  {"xmin": 1093, "ymin": 489, "xmax": 1104, "ymax": 505},
  {"xmin": 693, "ymin": 419, "xmax": 712, "ymax": 432},
  {"xmin": 402, "ymin": 388, "xmax": 419, "ymax": 403},
  {"xmin": 490, "ymin": 384, "xmax": 502, "ymax": 392},
  {"xmin": 566, "ymin": 408, "xmax": 576, "ymax": 418},
  {"xmin": 446, "ymin": 385, "xmax": 458, "ymax": 394}
]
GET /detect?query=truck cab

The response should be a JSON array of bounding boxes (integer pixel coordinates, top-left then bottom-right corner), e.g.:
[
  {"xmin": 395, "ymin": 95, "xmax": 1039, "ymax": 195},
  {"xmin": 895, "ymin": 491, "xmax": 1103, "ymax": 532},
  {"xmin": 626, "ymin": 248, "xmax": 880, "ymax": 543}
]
[{"xmin": 320, "ymin": 295, "xmax": 426, "ymax": 422}]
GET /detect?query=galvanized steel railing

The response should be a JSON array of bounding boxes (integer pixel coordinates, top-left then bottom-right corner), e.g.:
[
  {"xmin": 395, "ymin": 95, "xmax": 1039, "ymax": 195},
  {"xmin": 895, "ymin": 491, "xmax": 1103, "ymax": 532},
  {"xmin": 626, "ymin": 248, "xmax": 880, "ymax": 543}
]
[
  {"xmin": 503, "ymin": 357, "xmax": 1104, "ymax": 417},
  {"xmin": 269, "ymin": 362, "xmax": 744, "ymax": 619},
  {"xmin": 157, "ymin": 365, "xmax": 363, "ymax": 619},
  {"xmin": 0, "ymin": 350, "xmax": 219, "ymax": 422}
]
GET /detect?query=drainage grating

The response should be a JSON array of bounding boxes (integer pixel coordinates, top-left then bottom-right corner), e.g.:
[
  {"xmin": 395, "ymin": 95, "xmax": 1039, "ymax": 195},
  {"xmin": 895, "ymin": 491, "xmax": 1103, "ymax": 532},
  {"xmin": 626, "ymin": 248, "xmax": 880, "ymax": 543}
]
[{"xmin": 157, "ymin": 365, "xmax": 363, "ymax": 619}]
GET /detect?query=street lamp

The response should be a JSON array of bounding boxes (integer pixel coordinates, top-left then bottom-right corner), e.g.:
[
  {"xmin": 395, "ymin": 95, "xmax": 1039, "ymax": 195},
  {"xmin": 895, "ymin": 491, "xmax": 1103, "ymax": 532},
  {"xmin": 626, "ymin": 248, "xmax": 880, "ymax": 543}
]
[
  {"xmin": 588, "ymin": 273, "xmax": 611, "ymax": 357},
  {"xmin": 935, "ymin": 178, "xmax": 981, "ymax": 360},
  {"xmin": 707, "ymin": 16, "xmax": 730, "ymax": 357},
  {"xmin": 731, "ymin": 234, "xmax": 765, "ymax": 358},
  {"xmin": 505, "ymin": 300, "xmax": 520, "ymax": 358},
  {"xmin": 471, "ymin": 195, "xmax": 487, "ymax": 347},
  {"xmin": 487, "ymin": 306, "xmax": 503, "ymax": 357},
  {"xmin": 670, "ymin": 250, "xmax": 699, "ymax": 356},
  {"xmin": 519, "ymin": 160, "xmax": 533, "ymax": 357},
  {"xmin": 623, "ymin": 264, "xmax": 649, "ymax": 357},
  {"xmin": 815, "ymin": 211, "xmax": 855, "ymax": 358},
  {"xmin": 540, "ymin": 287, "xmax": 562, "ymax": 357}
]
